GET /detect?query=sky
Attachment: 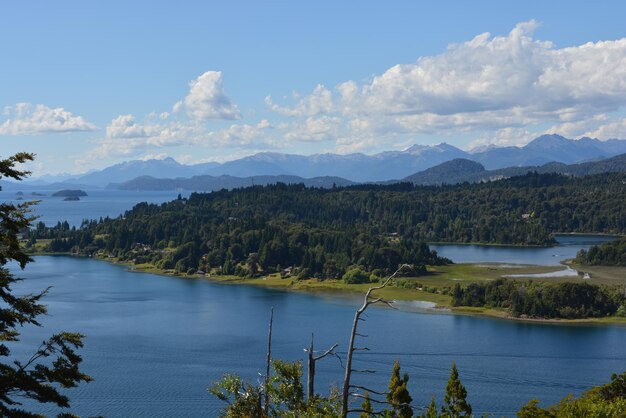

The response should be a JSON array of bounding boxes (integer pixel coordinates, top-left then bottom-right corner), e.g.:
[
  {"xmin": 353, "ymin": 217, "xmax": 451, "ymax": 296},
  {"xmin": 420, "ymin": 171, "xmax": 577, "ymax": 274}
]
[{"xmin": 2, "ymin": 1, "xmax": 626, "ymax": 176}]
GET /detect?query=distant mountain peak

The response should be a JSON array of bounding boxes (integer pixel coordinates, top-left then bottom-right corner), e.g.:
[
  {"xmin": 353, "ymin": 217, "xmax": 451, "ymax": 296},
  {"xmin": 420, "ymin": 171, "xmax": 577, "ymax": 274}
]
[
  {"xmin": 524, "ymin": 134, "xmax": 569, "ymax": 149},
  {"xmin": 404, "ymin": 142, "xmax": 461, "ymax": 155}
]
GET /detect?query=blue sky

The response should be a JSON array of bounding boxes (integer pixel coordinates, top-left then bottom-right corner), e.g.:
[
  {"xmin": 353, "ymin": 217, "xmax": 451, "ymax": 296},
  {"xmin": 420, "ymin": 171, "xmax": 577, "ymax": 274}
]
[{"xmin": 2, "ymin": 1, "xmax": 626, "ymax": 175}]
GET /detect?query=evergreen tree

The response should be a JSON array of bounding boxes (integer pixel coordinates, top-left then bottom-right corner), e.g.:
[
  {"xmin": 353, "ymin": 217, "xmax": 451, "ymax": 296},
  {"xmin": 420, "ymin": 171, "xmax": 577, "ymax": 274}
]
[
  {"xmin": 360, "ymin": 391, "xmax": 374, "ymax": 418},
  {"xmin": 386, "ymin": 360, "xmax": 413, "ymax": 417},
  {"xmin": 0, "ymin": 153, "xmax": 92, "ymax": 416},
  {"xmin": 441, "ymin": 363, "xmax": 471, "ymax": 418},
  {"xmin": 422, "ymin": 395, "xmax": 438, "ymax": 418}
]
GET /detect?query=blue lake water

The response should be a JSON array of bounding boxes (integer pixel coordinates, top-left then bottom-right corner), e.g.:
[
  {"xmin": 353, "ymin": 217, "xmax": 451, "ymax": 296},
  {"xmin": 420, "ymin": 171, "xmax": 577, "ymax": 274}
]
[
  {"xmin": 10, "ymin": 256, "xmax": 626, "ymax": 417},
  {"xmin": 3, "ymin": 189, "xmax": 625, "ymax": 416},
  {"xmin": 430, "ymin": 234, "xmax": 619, "ymax": 266},
  {"xmin": 0, "ymin": 189, "xmax": 190, "ymax": 227}
]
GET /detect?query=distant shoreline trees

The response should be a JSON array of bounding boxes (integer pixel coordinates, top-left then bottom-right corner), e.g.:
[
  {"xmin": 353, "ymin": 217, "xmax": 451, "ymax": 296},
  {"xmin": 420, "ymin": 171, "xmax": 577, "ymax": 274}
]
[
  {"xmin": 575, "ymin": 237, "xmax": 626, "ymax": 266},
  {"xmin": 451, "ymin": 279, "xmax": 626, "ymax": 319}
]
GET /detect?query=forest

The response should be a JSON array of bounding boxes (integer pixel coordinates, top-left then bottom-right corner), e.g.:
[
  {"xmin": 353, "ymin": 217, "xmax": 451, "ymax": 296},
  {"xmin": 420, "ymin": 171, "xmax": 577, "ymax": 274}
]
[
  {"xmin": 451, "ymin": 279, "xmax": 626, "ymax": 319},
  {"xmin": 575, "ymin": 237, "xmax": 626, "ymax": 266},
  {"xmin": 27, "ymin": 171, "xmax": 626, "ymax": 280}
]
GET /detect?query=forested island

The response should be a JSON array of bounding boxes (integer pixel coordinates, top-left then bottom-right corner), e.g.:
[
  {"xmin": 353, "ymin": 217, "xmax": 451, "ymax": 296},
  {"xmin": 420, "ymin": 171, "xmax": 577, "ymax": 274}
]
[{"xmin": 52, "ymin": 189, "xmax": 88, "ymax": 198}]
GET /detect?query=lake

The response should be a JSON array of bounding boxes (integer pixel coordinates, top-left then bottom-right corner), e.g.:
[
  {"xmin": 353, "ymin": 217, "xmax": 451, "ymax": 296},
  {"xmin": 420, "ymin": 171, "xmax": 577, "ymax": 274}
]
[
  {"xmin": 0, "ymin": 189, "xmax": 190, "ymax": 227},
  {"xmin": 3, "ymin": 189, "xmax": 625, "ymax": 416},
  {"xmin": 430, "ymin": 234, "xmax": 619, "ymax": 266},
  {"xmin": 10, "ymin": 256, "xmax": 626, "ymax": 417}
]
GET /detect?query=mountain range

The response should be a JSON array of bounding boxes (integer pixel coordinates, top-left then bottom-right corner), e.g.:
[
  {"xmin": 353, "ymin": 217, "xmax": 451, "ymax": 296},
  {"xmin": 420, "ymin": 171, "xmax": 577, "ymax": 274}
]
[
  {"xmin": 17, "ymin": 134, "xmax": 626, "ymax": 188},
  {"xmin": 403, "ymin": 153, "xmax": 626, "ymax": 185},
  {"xmin": 111, "ymin": 151, "xmax": 626, "ymax": 192}
]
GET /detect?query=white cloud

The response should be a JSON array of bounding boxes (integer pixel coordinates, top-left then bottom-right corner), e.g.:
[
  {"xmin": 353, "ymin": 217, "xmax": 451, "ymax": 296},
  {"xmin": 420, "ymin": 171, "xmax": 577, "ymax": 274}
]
[
  {"xmin": 468, "ymin": 127, "xmax": 538, "ymax": 150},
  {"xmin": 106, "ymin": 114, "xmax": 150, "ymax": 139},
  {"xmin": 265, "ymin": 84, "xmax": 333, "ymax": 117},
  {"xmin": 80, "ymin": 114, "xmax": 201, "ymax": 163},
  {"xmin": 283, "ymin": 116, "xmax": 342, "ymax": 142},
  {"xmin": 0, "ymin": 103, "xmax": 96, "ymax": 135},
  {"xmin": 139, "ymin": 153, "xmax": 168, "ymax": 161},
  {"xmin": 267, "ymin": 21, "xmax": 626, "ymax": 146},
  {"xmin": 582, "ymin": 117, "xmax": 626, "ymax": 139},
  {"xmin": 202, "ymin": 119, "xmax": 275, "ymax": 147},
  {"xmin": 182, "ymin": 71, "xmax": 241, "ymax": 120},
  {"xmin": 83, "ymin": 114, "xmax": 276, "ymax": 164}
]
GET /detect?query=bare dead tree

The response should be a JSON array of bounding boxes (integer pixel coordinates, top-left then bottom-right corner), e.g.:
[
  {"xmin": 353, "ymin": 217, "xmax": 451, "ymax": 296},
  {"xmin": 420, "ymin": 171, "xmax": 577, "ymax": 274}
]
[
  {"xmin": 305, "ymin": 333, "xmax": 340, "ymax": 400},
  {"xmin": 264, "ymin": 307, "xmax": 273, "ymax": 415},
  {"xmin": 340, "ymin": 264, "xmax": 408, "ymax": 418}
]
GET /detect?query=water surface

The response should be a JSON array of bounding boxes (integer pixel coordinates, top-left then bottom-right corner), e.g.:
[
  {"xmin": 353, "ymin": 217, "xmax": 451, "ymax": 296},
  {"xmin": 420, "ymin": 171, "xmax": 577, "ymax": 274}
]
[
  {"xmin": 10, "ymin": 256, "xmax": 626, "ymax": 417},
  {"xmin": 430, "ymin": 234, "xmax": 618, "ymax": 266}
]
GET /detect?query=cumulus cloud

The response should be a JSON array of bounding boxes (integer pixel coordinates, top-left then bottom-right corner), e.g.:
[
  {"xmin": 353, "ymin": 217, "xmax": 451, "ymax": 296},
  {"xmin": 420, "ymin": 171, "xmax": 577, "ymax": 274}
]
[
  {"xmin": 202, "ymin": 119, "xmax": 275, "ymax": 147},
  {"xmin": 83, "ymin": 115, "xmax": 275, "ymax": 164},
  {"xmin": 267, "ymin": 21, "xmax": 626, "ymax": 145},
  {"xmin": 81, "ymin": 114, "xmax": 202, "ymax": 162},
  {"xmin": 265, "ymin": 84, "xmax": 334, "ymax": 117},
  {"xmin": 139, "ymin": 153, "xmax": 168, "ymax": 161},
  {"xmin": 468, "ymin": 127, "xmax": 538, "ymax": 150},
  {"xmin": 0, "ymin": 103, "xmax": 96, "ymax": 135},
  {"xmin": 182, "ymin": 71, "xmax": 241, "ymax": 120},
  {"xmin": 582, "ymin": 117, "xmax": 626, "ymax": 139},
  {"xmin": 283, "ymin": 116, "xmax": 342, "ymax": 142}
]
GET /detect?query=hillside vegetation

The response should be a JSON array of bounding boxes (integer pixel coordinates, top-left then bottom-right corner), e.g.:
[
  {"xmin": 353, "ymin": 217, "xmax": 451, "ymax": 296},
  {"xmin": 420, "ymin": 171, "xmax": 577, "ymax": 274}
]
[{"xmin": 28, "ymin": 172, "xmax": 626, "ymax": 281}]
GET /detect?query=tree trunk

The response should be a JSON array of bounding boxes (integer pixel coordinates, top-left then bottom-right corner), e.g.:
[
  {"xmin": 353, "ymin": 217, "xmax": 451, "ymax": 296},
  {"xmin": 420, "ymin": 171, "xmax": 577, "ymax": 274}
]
[{"xmin": 264, "ymin": 307, "xmax": 273, "ymax": 415}]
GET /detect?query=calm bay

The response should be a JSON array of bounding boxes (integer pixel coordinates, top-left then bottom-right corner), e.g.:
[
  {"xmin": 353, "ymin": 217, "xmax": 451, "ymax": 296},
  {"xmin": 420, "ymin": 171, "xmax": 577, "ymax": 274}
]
[
  {"xmin": 11, "ymin": 255, "xmax": 626, "ymax": 417},
  {"xmin": 4, "ymin": 190, "xmax": 625, "ymax": 416}
]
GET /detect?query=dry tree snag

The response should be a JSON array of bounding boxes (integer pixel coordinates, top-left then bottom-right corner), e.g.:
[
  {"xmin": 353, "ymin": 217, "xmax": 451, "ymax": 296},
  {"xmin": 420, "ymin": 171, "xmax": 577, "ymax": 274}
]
[
  {"xmin": 305, "ymin": 333, "xmax": 340, "ymax": 400},
  {"xmin": 341, "ymin": 264, "xmax": 408, "ymax": 417},
  {"xmin": 264, "ymin": 307, "xmax": 273, "ymax": 414}
]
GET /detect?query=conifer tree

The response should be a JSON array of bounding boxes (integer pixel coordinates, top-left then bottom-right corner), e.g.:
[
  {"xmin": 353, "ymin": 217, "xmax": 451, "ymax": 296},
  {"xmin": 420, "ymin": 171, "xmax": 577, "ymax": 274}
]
[
  {"xmin": 360, "ymin": 391, "xmax": 373, "ymax": 418},
  {"xmin": 422, "ymin": 395, "xmax": 438, "ymax": 418},
  {"xmin": 441, "ymin": 363, "xmax": 471, "ymax": 418},
  {"xmin": 386, "ymin": 360, "xmax": 413, "ymax": 417}
]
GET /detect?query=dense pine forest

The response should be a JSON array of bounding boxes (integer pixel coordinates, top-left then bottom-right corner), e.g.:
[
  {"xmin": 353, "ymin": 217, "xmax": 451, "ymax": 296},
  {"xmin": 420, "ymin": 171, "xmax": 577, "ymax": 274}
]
[
  {"xmin": 28, "ymin": 171, "xmax": 626, "ymax": 279},
  {"xmin": 451, "ymin": 279, "xmax": 626, "ymax": 319},
  {"xmin": 575, "ymin": 237, "xmax": 626, "ymax": 266}
]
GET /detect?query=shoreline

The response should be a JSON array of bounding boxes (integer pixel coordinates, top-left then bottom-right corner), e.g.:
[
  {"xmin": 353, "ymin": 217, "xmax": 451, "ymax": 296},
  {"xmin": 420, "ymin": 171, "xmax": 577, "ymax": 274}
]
[
  {"xmin": 38, "ymin": 252, "xmax": 625, "ymax": 326},
  {"xmin": 427, "ymin": 232, "xmax": 623, "ymax": 249}
]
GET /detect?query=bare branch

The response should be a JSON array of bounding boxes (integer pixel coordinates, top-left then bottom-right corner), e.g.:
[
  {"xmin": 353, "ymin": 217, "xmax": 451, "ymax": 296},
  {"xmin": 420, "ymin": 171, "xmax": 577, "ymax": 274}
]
[
  {"xmin": 347, "ymin": 409, "xmax": 386, "ymax": 416},
  {"xmin": 307, "ymin": 334, "xmax": 341, "ymax": 400},
  {"xmin": 349, "ymin": 385, "xmax": 388, "ymax": 395},
  {"xmin": 350, "ymin": 393, "xmax": 388, "ymax": 403},
  {"xmin": 313, "ymin": 343, "xmax": 339, "ymax": 361},
  {"xmin": 351, "ymin": 369, "xmax": 376, "ymax": 374}
]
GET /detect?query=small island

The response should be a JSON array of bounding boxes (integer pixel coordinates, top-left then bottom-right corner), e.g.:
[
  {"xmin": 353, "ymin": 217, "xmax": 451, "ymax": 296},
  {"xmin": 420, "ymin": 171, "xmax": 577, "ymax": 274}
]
[
  {"xmin": 63, "ymin": 196, "xmax": 81, "ymax": 201},
  {"xmin": 52, "ymin": 189, "xmax": 88, "ymax": 198}
]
